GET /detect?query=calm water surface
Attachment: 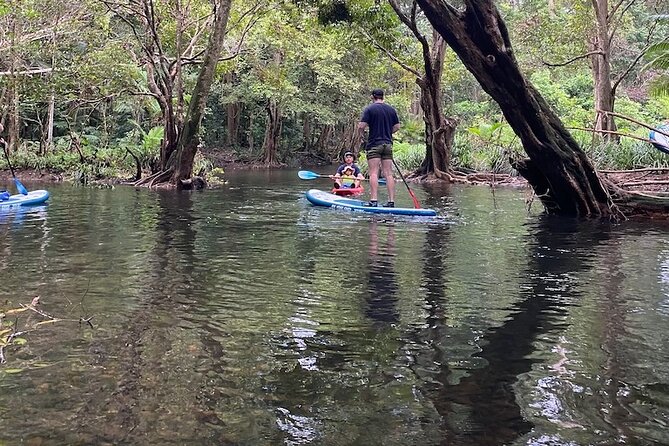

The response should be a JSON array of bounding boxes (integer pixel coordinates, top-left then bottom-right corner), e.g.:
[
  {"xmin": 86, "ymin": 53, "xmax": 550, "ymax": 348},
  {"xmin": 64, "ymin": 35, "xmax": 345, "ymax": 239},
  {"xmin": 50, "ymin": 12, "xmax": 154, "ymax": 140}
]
[{"xmin": 1, "ymin": 170, "xmax": 669, "ymax": 445}]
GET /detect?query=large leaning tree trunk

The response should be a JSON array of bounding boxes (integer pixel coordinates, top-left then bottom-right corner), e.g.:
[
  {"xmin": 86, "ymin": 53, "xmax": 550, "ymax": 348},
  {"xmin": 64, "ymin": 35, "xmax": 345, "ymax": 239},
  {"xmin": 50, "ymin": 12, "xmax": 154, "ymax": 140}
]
[
  {"xmin": 415, "ymin": 0, "xmax": 616, "ymax": 217},
  {"xmin": 171, "ymin": 0, "xmax": 232, "ymax": 187},
  {"xmin": 137, "ymin": 0, "xmax": 232, "ymax": 188}
]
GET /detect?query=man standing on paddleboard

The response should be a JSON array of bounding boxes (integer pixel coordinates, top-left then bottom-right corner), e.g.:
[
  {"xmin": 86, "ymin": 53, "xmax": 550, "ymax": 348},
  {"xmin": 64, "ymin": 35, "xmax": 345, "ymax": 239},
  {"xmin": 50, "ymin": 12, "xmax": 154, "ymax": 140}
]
[{"xmin": 357, "ymin": 88, "xmax": 400, "ymax": 207}]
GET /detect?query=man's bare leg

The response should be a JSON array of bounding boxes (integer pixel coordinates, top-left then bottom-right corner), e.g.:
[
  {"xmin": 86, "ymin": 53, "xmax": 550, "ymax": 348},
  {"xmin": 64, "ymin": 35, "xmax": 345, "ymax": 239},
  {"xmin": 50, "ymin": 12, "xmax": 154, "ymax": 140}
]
[
  {"xmin": 368, "ymin": 157, "xmax": 381, "ymax": 201},
  {"xmin": 381, "ymin": 158, "xmax": 395, "ymax": 203}
]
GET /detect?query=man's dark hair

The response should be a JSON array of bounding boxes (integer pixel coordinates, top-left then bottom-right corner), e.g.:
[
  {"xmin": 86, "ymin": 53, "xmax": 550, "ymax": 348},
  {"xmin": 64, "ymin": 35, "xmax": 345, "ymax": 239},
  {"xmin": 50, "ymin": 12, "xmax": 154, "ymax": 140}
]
[{"xmin": 371, "ymin": 89, "xmax": 384, "ymax": 99}]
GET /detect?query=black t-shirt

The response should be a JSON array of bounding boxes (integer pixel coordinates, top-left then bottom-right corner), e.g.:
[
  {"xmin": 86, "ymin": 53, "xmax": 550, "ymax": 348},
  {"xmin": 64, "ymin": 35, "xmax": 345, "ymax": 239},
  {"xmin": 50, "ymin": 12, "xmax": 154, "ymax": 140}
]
[{"xmin": 360, "ymin": 102, "xmax": 399, "ymax": 148}]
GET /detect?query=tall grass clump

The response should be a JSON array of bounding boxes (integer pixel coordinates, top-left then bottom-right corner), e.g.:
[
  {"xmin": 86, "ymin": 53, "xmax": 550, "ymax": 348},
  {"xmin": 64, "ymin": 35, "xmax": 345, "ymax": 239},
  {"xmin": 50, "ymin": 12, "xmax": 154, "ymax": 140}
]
[
  {"xmin": 451, "ymin": 121, "xmax": 523, "ymax": 174},
  {"xmin": 584, "ymin": 139, "xmax": 669, "ymax": 170}
]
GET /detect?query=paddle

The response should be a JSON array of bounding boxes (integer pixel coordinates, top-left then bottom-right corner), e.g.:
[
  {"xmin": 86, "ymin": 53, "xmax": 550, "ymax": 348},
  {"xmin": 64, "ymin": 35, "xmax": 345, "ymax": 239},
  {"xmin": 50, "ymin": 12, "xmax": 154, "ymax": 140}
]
[
  {"xmin": 298, "ymin": 170, "xmax": 387, "ymax": 183},
  {"xmin": 298, "ymin": 170, "xmax": 332, "ymax": 180},
  {"xmin": 1, "ymin": 135, "xmax": 28, "ymax": 195},
  {"xmin": 391, "ymin": 159, "xmax": 421, "ymax": 209}
]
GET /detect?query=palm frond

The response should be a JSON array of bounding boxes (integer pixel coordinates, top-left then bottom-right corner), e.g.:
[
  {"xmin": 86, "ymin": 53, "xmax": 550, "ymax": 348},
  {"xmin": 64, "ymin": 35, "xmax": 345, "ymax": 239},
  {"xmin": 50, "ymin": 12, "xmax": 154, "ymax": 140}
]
[{"xmin": 649, "ymin": 75, "xmax": 669, "ymax": 97}]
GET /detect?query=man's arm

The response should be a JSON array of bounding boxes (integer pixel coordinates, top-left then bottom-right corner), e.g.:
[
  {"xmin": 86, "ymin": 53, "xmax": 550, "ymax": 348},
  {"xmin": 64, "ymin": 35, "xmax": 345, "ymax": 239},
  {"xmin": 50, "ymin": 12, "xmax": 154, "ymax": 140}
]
[
  {"xmin": 356, "ymin": 121, "xmax": 368, "ymax": 148},
  {"xmin": 392, "ymin": 123, "xmax": 400, "ymax": 133}
]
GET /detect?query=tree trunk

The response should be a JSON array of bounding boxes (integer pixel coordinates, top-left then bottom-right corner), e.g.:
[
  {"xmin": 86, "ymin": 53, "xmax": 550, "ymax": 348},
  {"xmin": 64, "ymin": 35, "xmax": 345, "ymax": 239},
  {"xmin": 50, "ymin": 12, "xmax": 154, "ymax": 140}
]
[
  {"xmin": 413, "ymin": 31, "xmax": 453, "ymax": 180},
  {"xmin": 410, "ymin": 87, "xmax": 422, "ymax": 118},
  {"xmin": 262, "ymin": 98, "xmax": 282, "ymax": 165},
  {"xmin": 302, "ymin": 113, "xmax": 311, "ymax": 151},
  {"xmin": 174, "ymin": 0, "xmax": 186, "ymax": 134},
  {"xmin": 590, "ymin": 0, "xmax": 617, "ymax": 141},
  {"xmin": 415, "ymin": 0, "xmax": 615, "ymax": 217},
  {"xmin": 387, "ymin": 2, "xmax": 455, "ymax": 180},
  {"xmin": 224, "ymin": 72, "xmax": 241, "ymax": 147},
  {"xmin": 226, "ymin": 102, "xmax": 241, "ymax": 147},
  {"xmin": 335, "ymin": 119, "xmax": 357, "ymax": 158},
  {"xmin": 46, "ymin": 91, "xmax": 55, "ymax": 153},
  {"xmin": 7, "ymin": 85, "xmax": 19, "ymax": 154},
  {"xmin": 247, "ymin": 111, "xmax": 255, "ymax": 154},
  {"xmin": 172, "ymin": 0, "xmax": 233, "ymax": 185},
  {"xmin": 315, "ymin": 124, "xmax": 333, "ymax": 153}
]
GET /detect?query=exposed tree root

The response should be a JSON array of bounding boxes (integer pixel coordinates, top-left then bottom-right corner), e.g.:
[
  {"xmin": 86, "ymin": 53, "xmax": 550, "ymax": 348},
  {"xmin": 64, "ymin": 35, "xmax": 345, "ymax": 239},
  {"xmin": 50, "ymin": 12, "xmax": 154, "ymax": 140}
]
[
  {"xmin": 409, "ymin": 168, "xmax": 525, "ymax": 186},
  {"xmin": 133, "ymin": 169, "xmax": 174, "ymax": 188},
  {"xmin": 408, "ymin": 165, "xmax": 669, "ymax": 217},
  {"xmin": 125, "ymin": 148, "xmax": 141, "ymax": 181}
]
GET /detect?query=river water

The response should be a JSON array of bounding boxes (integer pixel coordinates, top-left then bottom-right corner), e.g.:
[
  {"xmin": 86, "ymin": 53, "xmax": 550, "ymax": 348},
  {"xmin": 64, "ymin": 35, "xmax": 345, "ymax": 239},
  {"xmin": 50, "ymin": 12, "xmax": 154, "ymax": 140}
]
[{"xmin": 1, "ymin": 169, "xmax": 668, "ymax": 445}]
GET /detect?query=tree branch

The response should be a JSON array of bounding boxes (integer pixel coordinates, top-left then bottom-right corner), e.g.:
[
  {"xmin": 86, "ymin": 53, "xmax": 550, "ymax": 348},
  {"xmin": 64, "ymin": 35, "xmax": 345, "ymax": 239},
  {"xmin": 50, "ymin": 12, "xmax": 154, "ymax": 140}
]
[
  {"xmin": 597, "ymin": 110, "xmax": 668, "ymax": 136},
  {"xmin": 568, "ymin": 126, "xmax": 660, "ymax": 145},
  {"xmin": 0, "ymin": 67, "xmax": 53, "ymax": 76},
  {"xmin": 356, "ymin": 26, "xmax": 421, "ymax": 78},
  {"xmin": 542, "ymin": 51, "xmax": 604, "ymax": 67}
]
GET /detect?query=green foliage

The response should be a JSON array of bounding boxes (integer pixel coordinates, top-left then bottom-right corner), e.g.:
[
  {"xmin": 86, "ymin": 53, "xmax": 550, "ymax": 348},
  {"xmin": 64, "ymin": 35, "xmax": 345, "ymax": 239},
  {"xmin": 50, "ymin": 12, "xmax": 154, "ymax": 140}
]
[
  {"xmin": 530, "ymin": 69, "xmax": 592, "ymax": 125},
  {"xmin": 317, "ymin": 0, "xmax": 352, "ymax": 24},
  {"xmin": 392, "ymin": 141, "xmax": 424, "ymax": 171},
  {"xmin": 467, "ymin": 122, "xmax": 504, "ymax": 142},
  {"xmin": 451, "ymin": 138, "xmax": 517, "ymax": 174},
  {"xmin": 450, "ymin": 99, "xmax": 497, "ymax": 123},
  {"xmin": 193, "ymin": 152, "xmax": 213, "ymax": 176},
  {"xmin": 3, "ymin": 0, "xmax": 669, "ymax": 179},
  {"xmin": 644, "ymin": 42, "xmax": 669, "ymax": 97},
  {"xmin": 5, "ymin": 139, "xmax": 130, "ymax": 184},
  {"xmin": 394, "ymin": 118, "xmax": 423, "ymax": 145}
]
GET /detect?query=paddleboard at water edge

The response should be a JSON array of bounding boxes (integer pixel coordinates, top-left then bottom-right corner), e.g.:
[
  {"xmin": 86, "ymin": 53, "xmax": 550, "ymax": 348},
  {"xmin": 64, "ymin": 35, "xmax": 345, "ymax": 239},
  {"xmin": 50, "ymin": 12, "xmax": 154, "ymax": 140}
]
[
  {"xmin": 305, "ymin": 189, "xmax": 437, "ymax": 216},
  {"xmin": 0, "ymin": 190, "xmax": 50, "ymax": 208}
]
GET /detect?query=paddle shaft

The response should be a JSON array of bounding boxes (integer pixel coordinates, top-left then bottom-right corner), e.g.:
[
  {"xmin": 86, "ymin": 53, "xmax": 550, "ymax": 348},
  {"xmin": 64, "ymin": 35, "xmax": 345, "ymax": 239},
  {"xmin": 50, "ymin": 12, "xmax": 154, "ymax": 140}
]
[
  {"xmin": 1, "ymin": 136, "xmax": 28, "ymax": 194},
  {"xmin": 391, "ymin": 159, "xmax": 421, "ymax": 209},
  {"xmin": 0, "ymin": 137, "xmax": 16, "ymax": 177},
  {"xmin": 307, "ymin": 173, "xmax": 379, "ymax": 181}
]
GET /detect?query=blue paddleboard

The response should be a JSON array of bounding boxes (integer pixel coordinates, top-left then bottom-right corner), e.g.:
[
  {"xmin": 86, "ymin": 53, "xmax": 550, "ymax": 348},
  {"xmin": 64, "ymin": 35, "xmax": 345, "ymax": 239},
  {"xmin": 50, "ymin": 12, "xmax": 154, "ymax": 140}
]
[
  {"xmin": 305, "ymin": 189, "xmax": 437, "ymax": 216},
  {"xmin": 0, "ymin": 190, "xmax": 50, "ymax": 208}
]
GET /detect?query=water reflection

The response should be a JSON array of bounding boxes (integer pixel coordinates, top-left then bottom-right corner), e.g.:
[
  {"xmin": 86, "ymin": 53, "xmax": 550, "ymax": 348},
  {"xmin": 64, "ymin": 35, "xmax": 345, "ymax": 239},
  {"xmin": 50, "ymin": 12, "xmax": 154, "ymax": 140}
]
[
  {"xmin": 421, "ymin": 216, "xmax": 611, "ymax": 446},
  {"xmin": 0, "ymin": 205, "xmax": 50, "ymax": 280},
  {"xmin": 3, "ymin": 177, "xmax": 669, "ymax": 445},
  {"xmin": 0, "ymin": 204, "xmax": 49, "ymax": 227},
  {"xmin": 75, "ymin": 190, "xmax": 205, "ymax": 444},
  {"xmin": 365, "ymin": 219, "xmax": 399, "ymax": 326}
]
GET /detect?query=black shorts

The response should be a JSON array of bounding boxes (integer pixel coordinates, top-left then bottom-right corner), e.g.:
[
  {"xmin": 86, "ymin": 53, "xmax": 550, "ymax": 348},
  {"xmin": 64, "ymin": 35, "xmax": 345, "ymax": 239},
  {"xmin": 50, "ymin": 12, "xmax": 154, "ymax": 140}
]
[{"xmin": 366, "ymin": 144, "xmax": 393, "ymax": 160}]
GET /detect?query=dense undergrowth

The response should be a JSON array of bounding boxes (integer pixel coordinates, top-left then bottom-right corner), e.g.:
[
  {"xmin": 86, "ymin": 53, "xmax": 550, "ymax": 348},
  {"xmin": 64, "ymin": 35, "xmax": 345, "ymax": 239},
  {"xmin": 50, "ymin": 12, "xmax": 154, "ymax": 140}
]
[{"xmin": 2, "ymin": 132, "xmax": 668, "ymax": 186}]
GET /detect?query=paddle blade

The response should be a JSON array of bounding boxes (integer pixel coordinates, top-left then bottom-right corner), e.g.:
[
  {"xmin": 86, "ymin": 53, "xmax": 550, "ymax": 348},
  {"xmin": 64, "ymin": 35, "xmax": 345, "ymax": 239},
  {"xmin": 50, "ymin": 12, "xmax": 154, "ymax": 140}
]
[
  {"xmin": 408, "ymin": 189, "xmax": 421, "ymax": 209},
  {"xmin": 14, "ymin": 178, "xmax": 28, "ymax": 195},
  {"xmin": 298, "ymin": 170, "xmax": 320, "ymax": 180}
]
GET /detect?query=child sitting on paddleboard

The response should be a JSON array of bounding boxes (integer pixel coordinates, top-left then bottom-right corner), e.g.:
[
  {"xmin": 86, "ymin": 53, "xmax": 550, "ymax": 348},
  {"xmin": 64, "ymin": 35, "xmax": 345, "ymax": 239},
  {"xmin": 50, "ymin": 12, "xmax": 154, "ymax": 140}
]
[{"xmin": 333, "ymin": 151, "xmax": 364, "ymax": 189}]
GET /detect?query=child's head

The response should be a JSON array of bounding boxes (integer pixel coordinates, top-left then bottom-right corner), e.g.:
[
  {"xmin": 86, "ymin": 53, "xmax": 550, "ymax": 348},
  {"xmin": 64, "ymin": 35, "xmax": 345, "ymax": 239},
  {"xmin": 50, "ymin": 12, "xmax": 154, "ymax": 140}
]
[{"xmin": 343, "ymin": 151, "xmax": 354, "ymax": 163}]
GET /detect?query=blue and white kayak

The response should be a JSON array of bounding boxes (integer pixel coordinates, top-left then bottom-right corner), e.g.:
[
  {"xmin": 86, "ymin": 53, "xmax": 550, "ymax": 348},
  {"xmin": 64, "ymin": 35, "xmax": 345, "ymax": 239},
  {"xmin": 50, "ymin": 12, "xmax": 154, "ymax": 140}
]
[
  {"xmin": 650, "ymin": 124, "xmax": 669, "ymax": 154},
  {"xmin": 0, "ymin": 190, "xmax": 49, "ymax": 208},
  {"xmin": 305, "ymin": 189, "xmax": 437, "ymax": 216}
]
